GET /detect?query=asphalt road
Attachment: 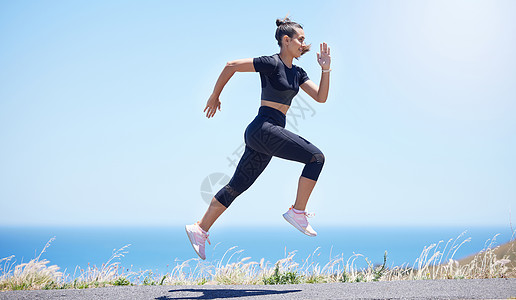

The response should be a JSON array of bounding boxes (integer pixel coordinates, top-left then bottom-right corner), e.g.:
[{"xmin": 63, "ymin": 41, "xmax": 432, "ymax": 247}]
[{"xmin": 1, "ymin": 278, "xmax": 515, "ymax": 299}]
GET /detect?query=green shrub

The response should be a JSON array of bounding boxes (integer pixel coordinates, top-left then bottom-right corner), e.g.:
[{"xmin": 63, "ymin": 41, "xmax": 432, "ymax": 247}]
[
  {"xmin": 262, "ymin": 263, "xmax": 300, "ymax": 285},
  {"xmin": 114, "ymin": 277, "xmax": 131, "ymax": 286}
]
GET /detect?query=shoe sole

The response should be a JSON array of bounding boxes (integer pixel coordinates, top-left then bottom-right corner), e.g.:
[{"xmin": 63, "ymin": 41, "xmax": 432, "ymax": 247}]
[
  {"xmin": 283, "ymin": 213, "xmax": 317, "ymax": 237},
  {"xmin": 185, "ymin": 225, "xmax": 206, "ymax": 260}
]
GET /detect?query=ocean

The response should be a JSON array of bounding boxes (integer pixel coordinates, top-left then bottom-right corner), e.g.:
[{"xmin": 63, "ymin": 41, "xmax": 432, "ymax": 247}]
[{"xmin": 0, "ymin": 225, "xmax": 512, "ymax": 278}]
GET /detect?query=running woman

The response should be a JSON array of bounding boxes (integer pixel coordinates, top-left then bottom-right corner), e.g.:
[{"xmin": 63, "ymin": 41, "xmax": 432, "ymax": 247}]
[{"xmin": 186, "ymin": 17, "xmax": 331, "ymax": 260}]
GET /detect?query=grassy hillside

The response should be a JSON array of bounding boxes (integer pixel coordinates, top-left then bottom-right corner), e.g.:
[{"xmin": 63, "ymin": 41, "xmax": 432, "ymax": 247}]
[{"xmin": 456, "ymin": 240, "xmax": 516, "ymax": 277}]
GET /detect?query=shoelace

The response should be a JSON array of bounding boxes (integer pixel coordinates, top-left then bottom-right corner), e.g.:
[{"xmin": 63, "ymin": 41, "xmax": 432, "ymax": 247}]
[
  {"xmin": 290, "ymin": 206, "xmax": 315, "ymax": 218},
  {"xmin": 202, "ymin": 232, "xmax": 211, "ymax": 245},
  {"xmin": 196, "ymin": 223, "xmax": 211, "ymax": 245},
  {"xmin": 304, "ymin": 212, "xmax": 315, "ymax": 218}
]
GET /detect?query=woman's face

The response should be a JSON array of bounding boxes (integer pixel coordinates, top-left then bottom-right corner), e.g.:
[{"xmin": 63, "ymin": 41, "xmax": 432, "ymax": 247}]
[{"xmin": 285, "ymin": 28, "xmax": 306, "ymax": 58}]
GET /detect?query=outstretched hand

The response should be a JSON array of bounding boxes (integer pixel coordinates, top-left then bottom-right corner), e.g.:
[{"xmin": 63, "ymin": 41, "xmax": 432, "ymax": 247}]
[
  {"xmin": 317, "ymin": 42, "xmax": 331, "ymax": 70},
  {"xmin": 204, "ymin": 93, "xmax": 221, "ymax": 118}
]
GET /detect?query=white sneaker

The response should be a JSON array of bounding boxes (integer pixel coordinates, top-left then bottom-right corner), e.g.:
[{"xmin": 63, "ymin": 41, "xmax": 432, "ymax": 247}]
[
  {"xmin": 283, "ymin": 205, "xmax": 317, "ymax": 237},
  {"xmin": 185, "ymin": 221, "xmax": 211, "ymax": 260}
]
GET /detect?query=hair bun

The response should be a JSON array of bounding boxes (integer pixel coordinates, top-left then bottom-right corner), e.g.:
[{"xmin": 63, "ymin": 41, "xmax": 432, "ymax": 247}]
[{"xmin": 276, "ymin": 17, "xmax": 290, "ymax": 27}]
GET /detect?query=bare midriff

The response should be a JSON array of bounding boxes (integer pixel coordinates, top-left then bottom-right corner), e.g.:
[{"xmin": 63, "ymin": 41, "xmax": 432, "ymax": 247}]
[{"xmin": 260, "ymin": 100, "xmax": 289, "ymax": 115}]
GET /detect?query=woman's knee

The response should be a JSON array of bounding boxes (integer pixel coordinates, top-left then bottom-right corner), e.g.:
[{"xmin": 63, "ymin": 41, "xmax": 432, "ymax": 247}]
[
  {"xmin": 310, "ymin": 152, "xmax": 325, "ymax": 165},
  {"xmin": 301, "ymin": 151, "xmax": 325, "ymax": 181}
]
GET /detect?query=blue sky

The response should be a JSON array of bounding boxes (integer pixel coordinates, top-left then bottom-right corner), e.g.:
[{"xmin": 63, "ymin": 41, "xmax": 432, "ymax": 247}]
[{"xmin": 1, "ymin": 0, "xmax": 514, "ymax": 227}]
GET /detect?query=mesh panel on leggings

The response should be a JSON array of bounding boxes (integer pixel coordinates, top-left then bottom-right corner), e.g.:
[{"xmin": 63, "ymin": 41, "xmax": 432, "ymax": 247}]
[
  {"xmin": 310, "ymin": 153, "xmax": 325, "ymax": 164},
  {"xmin": 223, "ymin": 184, "xmax": 240, "ymax": 198}
]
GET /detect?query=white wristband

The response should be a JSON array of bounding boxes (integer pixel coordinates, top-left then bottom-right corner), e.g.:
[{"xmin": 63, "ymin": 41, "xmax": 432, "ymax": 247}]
[{"xmin": 322, "ymin": 69, "xmax": 332, "ymax": 73}]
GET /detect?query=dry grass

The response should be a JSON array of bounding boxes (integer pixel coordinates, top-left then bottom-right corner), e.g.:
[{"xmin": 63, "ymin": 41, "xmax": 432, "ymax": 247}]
[
  {"xmin": 0, "ymin": 237, "xmax": 62, "ymax": 290},
  {"xmin": 457, "ymin": 239, "xmax": 516, "ymax": 276},
  {"xmin": 0, "ymin": 237, "xmax": 133, "ymax": 290},
  {"xmin": 1, "ymin": 230, "xmax": 514, "ymax": 291},
  {"xmin": 383, "ymin": 232, "xmax": 515, "ymax": 280}
]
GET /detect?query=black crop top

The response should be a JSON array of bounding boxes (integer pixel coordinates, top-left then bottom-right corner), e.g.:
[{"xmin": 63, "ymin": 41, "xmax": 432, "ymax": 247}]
[{"xmin": 253, "ymin": 53, "xmax": 310, "ymax": 106}]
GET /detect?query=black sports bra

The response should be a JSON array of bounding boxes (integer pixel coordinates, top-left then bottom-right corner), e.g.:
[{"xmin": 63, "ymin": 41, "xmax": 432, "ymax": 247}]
[{"xmin": 253, "ymin": 53, "xmax": 310, "ymax": 106}]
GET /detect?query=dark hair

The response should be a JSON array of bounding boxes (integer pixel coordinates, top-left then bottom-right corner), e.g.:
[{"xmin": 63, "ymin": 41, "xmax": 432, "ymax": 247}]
[{"xmin": 275, "ymin": 17, "xmax": 311, "ymax": 58}]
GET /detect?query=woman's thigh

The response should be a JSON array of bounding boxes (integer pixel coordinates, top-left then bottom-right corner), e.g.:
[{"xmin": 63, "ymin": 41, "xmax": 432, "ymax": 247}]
[
  {"xmin": 245, "ymin": 120, "xmax": 322, "ymax": 164},
  {"xmin": 232, "ymin": 144, "xmax": 273, "ymax": 185}
]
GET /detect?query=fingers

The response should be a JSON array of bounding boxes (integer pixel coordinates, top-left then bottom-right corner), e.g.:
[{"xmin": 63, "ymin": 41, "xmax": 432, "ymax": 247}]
[
  {"xmin": 205, "ymin": 103, "xmax": 221, "ymax": 118},
  {"xmin": 204, "ymin": 104, "xmax": 210, "ymax": 118},
  {"xmin": 205, "ymin": 105, "xmax": 213, "ymax": 118},
  {"xmin": 319, "ymin": 42, "xmax": 330, "ymax": 55},
  {"xmin": 204, "ymin": 98, "xmax": 221, "ymax": 118},
  {"xmin": 317, "ymin": 52, "xmax": 320, "ymax": 61}
]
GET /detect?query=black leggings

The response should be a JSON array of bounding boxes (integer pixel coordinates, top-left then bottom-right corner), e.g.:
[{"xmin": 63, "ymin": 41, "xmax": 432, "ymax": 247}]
[{"xmin": 214, "ymin": 106, "xmax": 325, "ymax": 208}]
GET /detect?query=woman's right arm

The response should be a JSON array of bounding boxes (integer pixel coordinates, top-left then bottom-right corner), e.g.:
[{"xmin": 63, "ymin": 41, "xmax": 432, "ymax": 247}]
[{"xmin": 204, "ymin": 58, "xmax": 255, "ymax": 118}]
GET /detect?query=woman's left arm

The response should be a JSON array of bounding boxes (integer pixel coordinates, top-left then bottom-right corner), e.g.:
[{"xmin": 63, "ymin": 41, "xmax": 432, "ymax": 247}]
[{"xmin": 300, "ymin": 42, "xmax": 331, "ymax": 103}]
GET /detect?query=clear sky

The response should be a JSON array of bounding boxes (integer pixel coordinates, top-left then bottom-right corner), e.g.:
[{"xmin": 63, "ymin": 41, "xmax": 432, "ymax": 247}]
[{"xmin": 1, "ymin": 0, "xmax": 515, "ymax": 227}]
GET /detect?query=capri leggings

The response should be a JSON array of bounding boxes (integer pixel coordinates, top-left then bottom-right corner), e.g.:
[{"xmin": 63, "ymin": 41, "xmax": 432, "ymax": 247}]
[{"xmin": 214, "ymin": 105, "xmax": 325, "ymax": 208}]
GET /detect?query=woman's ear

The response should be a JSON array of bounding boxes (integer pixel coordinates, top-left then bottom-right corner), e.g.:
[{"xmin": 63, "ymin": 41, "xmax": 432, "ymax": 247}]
[{"xmin": 282, "ymin": 35, "xmax": 290, "ymax": 47}]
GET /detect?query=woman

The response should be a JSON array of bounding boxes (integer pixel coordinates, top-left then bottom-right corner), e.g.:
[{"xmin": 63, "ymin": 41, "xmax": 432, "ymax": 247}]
[{"xmin": 186, "ymin": 17, "xmax": 331, "ymax": 260}]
